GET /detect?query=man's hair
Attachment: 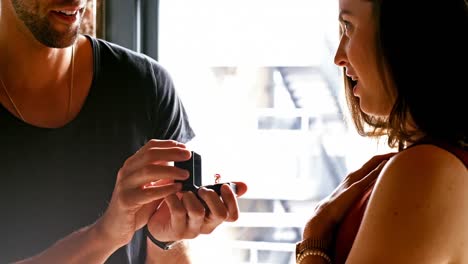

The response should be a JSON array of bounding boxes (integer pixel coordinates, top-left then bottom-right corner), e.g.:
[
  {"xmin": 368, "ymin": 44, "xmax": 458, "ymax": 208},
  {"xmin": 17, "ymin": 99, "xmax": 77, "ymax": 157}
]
[{"xmin": 344, "ymin": 0, "xmax": 468, "ymax": 149}]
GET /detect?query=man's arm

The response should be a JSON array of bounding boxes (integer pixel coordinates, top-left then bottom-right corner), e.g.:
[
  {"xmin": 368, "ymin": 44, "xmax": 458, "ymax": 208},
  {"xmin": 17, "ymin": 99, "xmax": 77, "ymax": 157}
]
[
  {"xmin": 15, "ymin": 140, "xmax": 192, "ymax": 264},
  {"xmin": 14, "ymin": 222, "xmax": 120, "ymax": 264},
  {"xmin": 145, "ymin": 240, "xmax": 191, "ymax": 264}
]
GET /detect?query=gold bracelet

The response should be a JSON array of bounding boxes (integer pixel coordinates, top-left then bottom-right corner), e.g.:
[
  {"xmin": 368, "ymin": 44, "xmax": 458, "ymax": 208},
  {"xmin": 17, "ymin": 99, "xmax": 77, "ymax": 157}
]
[
  {"xmin": 296, "ymin": 248, "xmax": 332, "ymax": 264},
  {"xmin": 296, "ymin": 237, "xmax": 332, "ymax": 257}
]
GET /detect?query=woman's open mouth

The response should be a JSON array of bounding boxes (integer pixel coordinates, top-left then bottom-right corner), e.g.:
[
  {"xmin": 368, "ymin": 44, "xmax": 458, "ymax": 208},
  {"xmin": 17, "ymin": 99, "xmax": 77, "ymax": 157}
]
[{"xmin": 351, "ymin": 80, "xmax": 359, "ymax": 96}]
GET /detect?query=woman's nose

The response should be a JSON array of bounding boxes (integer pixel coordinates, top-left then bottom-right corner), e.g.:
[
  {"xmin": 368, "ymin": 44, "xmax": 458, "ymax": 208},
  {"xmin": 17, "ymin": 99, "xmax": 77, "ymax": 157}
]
[{"xmin": 334, "ymin": 35, "xmax": 347, "ymax": 67}]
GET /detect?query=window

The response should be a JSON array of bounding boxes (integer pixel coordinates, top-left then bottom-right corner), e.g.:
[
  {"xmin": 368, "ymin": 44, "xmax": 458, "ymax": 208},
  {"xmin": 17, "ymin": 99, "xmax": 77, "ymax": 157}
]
[
  {"xmin": 79, "ymin": 0, "xmax": 98, "ymax": 37},
  {"xmin": 157, "ymin": 1, "xmax": 390, "ymax": 263}
]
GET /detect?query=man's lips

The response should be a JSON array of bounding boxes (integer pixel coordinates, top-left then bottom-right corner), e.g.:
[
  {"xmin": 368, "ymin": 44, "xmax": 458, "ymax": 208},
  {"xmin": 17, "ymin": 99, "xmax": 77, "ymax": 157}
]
[
  {"xmin": 51, "ymin": 4, "xmax": 85, "ymax": 14},
  {"xmin": 49, "ymin": 6, "xmax": 84, "ymax": 23},
  {"xmin": 53, "ymin": 10, "xmax": 79, "ymax": 15}
]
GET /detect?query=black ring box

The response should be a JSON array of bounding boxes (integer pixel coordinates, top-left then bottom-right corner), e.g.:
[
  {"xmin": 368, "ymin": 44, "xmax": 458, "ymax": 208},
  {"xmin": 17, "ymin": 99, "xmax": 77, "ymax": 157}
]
[{"xmin": 174, "ymin": 151, "xmax": 237, "ymax": 195}]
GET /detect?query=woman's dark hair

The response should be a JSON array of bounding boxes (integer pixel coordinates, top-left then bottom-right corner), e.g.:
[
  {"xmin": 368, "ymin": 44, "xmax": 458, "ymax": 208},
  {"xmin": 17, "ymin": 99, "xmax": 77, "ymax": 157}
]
[{"xmin": 344, "ymin": 0, "xmax": 468, "ymax": 149}]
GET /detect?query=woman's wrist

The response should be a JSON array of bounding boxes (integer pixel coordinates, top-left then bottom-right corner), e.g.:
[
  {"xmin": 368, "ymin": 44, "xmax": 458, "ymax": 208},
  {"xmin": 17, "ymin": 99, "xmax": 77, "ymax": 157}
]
[
  {"xmin": 296, "ymin": 236, "xmax": 333, "ymax": 264},
  {"xmin": 298, "ymin": 216, "xmax": 335, "ymax": 263},
  {"xmin": 302, "ymin": 216, "xmax": 335, "ymax": 241}
]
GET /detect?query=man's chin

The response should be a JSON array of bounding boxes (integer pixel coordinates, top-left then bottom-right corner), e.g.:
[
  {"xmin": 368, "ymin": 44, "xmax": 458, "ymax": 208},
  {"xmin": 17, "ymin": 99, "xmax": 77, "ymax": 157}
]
[{"xmin": 35, "ymin": 29, "xmax": 79, "ymax": 48}]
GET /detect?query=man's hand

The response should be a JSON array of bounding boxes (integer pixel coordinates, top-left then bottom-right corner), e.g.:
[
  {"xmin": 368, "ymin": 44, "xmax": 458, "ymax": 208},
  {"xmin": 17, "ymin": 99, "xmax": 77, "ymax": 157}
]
[
  {"xmin": 94, "ymin": 139, "xmax": 192, "ymax": 248},
  {"xmin": 146, "ymin": 180, "xmax": 248, "ymax": 242}
]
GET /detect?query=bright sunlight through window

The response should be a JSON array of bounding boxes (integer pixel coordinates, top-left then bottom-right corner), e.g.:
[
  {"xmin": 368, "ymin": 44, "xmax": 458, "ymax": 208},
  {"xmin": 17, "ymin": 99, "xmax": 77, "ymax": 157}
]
[{"xmin": 158, "ymin": 1, "xmax": 391, "ymax": 263}]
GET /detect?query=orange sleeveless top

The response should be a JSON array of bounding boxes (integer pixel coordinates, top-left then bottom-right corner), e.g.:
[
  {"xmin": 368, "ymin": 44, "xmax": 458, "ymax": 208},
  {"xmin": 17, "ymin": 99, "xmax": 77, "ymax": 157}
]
[{"xmin": 333, "ymin": 142, "xmax": 468, "ymax": 264}]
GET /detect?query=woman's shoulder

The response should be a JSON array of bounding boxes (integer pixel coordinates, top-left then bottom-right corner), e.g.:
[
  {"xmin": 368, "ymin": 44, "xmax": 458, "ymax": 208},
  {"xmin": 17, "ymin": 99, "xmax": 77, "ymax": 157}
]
[
  {"xmin": 374, "ymin": 143, "xmax": 468, "ymax": 205},
  {"xmin": 348, "ymin": 144, "xmax": 468, "ymax": 263},
  {"xmin": 394, "ymin": 143, "xmax": 467, "ymax": 171},
  {"xmin": 378, "ymin": 144, "xmax": 467, "ymax": 190}
]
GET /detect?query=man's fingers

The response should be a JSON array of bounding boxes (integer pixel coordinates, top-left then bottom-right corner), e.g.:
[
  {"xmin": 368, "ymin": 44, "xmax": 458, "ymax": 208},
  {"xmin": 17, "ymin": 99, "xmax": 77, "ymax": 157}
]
[
  {"xmin": 164, "ymin": 194, "xmax": 188, "ymax": 240},
  {"xmin": 121, "ymin": 145, "xmax": 191, "ymax": 176},
  {"xmin": 140, "ymin": 139, "xmax": 187, "ymax": 152},
  {"xmin": 134, "ymin": 202, "xmax": 160, "ymax": 230},
  {"xmin": 231, "ymin": 181, "xmax": 248, "ymax": 197},
  {"xmin": 180, "ymin": 192, "xmax": 206, "ymax": 238},
  {"xmin": 220, "ymin": 184, "xmax": 240, "ymax": 222},
  {"xmin": 122, "ymin": 183, "xmax": 182, "ymax": 207},
  {"xmin": 123, "ymin": 164, "xmax": 189, "ymax": 187}
]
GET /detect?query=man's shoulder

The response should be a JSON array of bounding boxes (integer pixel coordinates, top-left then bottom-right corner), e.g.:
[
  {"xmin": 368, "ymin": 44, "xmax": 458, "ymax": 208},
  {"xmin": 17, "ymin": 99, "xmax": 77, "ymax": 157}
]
[
  {"xmin": 89, "ymin": 35, "xmax": 147, "ymax": 60},
  {"xmin": 86, "ymin": 35, "xmax": 163, "ymax": 74}
]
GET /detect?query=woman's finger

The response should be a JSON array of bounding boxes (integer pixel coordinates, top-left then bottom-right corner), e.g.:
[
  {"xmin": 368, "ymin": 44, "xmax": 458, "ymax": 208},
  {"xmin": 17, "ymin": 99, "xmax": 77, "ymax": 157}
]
[
  {"xmin": 350, "ymin": 159, "xmax": 388, "ymax": 190},
  {"xmin": 349, "ymin": 152, "xmax": 396, "ymax": 181},
  {"xmin": 328, "ymin": 153, "xmax": 395, "ymax": 198},
  {"xmin": 331, "ymin": 160, "xmax": 388, "ymax": 221}
]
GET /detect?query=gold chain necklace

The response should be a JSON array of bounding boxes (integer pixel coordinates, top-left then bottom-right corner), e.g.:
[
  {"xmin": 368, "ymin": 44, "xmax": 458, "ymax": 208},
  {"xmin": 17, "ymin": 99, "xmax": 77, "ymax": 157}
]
[{"xmin": 0, "ymin": 44, "xmax": 75, "ymax": 122}]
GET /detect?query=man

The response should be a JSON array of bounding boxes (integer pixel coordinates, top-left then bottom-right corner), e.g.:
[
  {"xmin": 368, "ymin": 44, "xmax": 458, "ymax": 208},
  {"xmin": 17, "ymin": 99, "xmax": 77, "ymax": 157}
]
[{"xmin": 0, "ymin": 0, "xmax": 247, "ymax": 263}]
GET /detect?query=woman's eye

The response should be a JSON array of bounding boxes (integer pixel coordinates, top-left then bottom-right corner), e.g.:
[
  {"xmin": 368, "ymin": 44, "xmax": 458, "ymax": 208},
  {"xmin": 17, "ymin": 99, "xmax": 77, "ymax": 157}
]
[{"xmin": 343, "ymin": 21, "xmax": 352, "ymax": 32}]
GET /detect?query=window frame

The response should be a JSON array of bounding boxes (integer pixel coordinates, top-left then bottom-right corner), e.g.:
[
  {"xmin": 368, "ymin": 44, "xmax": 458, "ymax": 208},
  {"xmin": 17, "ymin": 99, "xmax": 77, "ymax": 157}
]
[{"xmin": 103, "ymin": 0, "xmax": 160, "ymax": 60}]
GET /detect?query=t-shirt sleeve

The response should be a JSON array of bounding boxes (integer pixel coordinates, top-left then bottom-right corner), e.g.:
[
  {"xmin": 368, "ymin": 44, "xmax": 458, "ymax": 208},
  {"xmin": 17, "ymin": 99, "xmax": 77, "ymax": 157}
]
[{"xmin": 148, "ymin": 60, "xmax": 195, "ymax": 144}]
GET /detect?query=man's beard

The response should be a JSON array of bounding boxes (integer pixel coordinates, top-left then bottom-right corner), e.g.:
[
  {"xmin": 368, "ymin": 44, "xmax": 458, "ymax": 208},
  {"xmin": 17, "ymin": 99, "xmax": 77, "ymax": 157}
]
[{"xmin": 12, "ymin": 0, "xmax": 82, "ymax": 48}]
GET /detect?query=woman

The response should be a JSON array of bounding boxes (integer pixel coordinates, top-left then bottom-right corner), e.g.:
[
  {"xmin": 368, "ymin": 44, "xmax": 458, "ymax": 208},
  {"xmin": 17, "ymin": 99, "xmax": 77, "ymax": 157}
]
[{"xmin": 296, "ymin": 0, "xmax": 468, "ymax": 263}]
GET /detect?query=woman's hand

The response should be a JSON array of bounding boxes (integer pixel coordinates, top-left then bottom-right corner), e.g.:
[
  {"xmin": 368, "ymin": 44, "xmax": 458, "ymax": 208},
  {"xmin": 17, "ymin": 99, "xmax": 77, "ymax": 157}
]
[
  {"xmin": 146, "ymin": 181, "xmax": 248, "ymax": 242},
  {"xmin": 93, "ymin": 139, "xmax": 191, "ymax": 248},
  {"xmin": 303, "ymin": 152, "xmax": 396, "ymax": 240}
]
